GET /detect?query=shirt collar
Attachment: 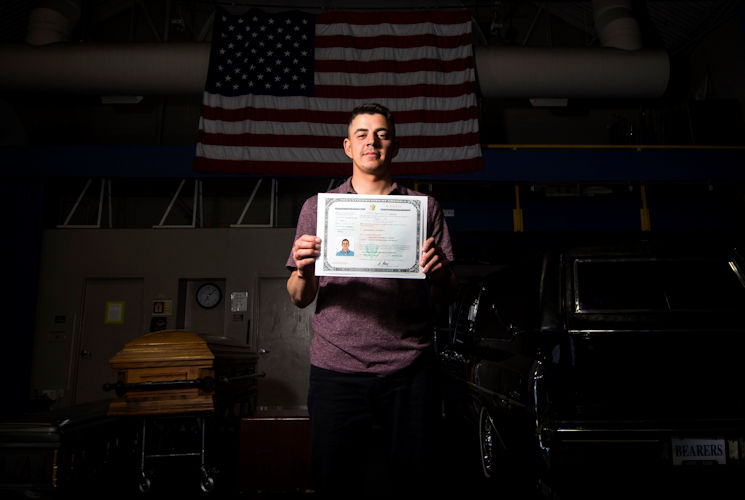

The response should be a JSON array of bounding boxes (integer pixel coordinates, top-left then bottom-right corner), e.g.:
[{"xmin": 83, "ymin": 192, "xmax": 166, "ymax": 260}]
[{"xmin": 342, "ymin": 177, "xmax": 402, "ymax": 195}]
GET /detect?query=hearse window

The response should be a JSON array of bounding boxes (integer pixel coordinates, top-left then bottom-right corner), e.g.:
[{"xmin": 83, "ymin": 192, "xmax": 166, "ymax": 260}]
[
  {"xmin": 574, "ymin": 258, "xmax": 745, "ymax": 313},
  {"xmin": 474, "ymin": 265, "xmax": 540, "ymax": 341}
]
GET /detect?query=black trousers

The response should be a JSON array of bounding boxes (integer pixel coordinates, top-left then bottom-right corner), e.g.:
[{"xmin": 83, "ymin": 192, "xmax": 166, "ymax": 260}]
[{"xmin": 308, "ymin": 353, "xmax": 440, "ymax": 499}]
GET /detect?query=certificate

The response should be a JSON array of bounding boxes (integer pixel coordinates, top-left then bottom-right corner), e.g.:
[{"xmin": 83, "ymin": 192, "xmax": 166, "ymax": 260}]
[{"xmin": 315, "ymin": 193, "xmax": 428, "ymax": 279}]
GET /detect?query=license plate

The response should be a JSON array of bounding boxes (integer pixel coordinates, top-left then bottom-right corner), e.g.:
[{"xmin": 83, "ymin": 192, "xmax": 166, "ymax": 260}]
[{"xmin": 671, "ymin": 437, "xmax": 726, "ymax": 465}]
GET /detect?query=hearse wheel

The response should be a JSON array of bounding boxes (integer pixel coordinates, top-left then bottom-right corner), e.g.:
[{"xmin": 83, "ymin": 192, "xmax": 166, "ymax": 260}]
[
  {"xmin": 200, "ymin": 466, "xmax": 216, "ymax": 493},
  {"xmin": 478, "ymin": 406, "xmax": 503, "ymax": 480},
  {"xmin": 138, "ymin": 472, "xmax": 152, "ymax": 494}
]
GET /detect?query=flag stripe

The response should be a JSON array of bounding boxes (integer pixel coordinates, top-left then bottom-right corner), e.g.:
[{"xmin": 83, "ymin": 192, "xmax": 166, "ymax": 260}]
[
  {"xmin": 201, "ymin": 93, "xmax": 477, "ymax": 113},
  {"xmin": 316, "ymin": 20, "xmax": 471, "ymax": 38},
  {"xmin": 315, "ymin": 57, "xmax": 474, "ymax": 74},
  {"xmin": 316, "ymin": 45, "xmax": 471, "ymax": 62},
  {"xmin": 194, "ymin": 8, "xmax": 483, "ymax": 176},
  {"xmin": 314, "ymin": 32, "xmax": 473, "ymax": 50},
  {"xmin": 315, "ymin": 9, "xmax": 472, "ymax": 26},
  {"xmin": 196, "ymin": 144, "xmax": 482, "ymax": 163},
  {"xmin": 197, "ymin": 130, "xmax": 481, "ymax": 149},
  {"xmin": 315, "ymin": 69, "xmax": 474, "ymax": 87},
  {"xmin": 199, "ymin": 110, "xmax": 479, "ymax": 131},
  {"xmin": 312, "ymin": 82, "xmax": 477, "ymax": 99}
]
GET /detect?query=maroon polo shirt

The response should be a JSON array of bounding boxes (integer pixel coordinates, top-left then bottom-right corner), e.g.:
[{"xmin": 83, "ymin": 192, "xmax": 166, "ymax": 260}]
[{"xmin": 286, "ymin": 177, "xmax": 454, "ymax": 376}]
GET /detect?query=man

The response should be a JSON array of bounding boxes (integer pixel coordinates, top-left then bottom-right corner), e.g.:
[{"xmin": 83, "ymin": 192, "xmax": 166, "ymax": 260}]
[
  {"xmin": 335, "ymin": 238, "xmax": 354, "ymax": 256},
  {"xmin": 286, "ymin": 103, "xmax": 457, "ymax": 498}
]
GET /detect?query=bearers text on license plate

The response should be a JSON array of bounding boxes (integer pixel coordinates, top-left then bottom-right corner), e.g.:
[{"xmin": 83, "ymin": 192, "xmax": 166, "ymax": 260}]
[{"xmin": 671, "ymin": 437, "xmax": 726, "ymax": 465}]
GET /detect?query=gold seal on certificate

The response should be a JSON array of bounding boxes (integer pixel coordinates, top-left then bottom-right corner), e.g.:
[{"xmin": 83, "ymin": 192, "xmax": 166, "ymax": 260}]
[{"xmin": 315, "ymin": 193, "xmax": 428, "ymax": 279}]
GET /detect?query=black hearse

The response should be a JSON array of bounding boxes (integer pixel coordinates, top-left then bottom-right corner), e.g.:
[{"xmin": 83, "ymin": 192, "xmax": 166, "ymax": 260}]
[{"xmin": 438, "ymin": 237, "xmax": 745, "ymax": 496}]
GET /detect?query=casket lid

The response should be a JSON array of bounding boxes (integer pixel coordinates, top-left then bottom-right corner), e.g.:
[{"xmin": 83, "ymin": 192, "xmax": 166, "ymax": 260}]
[{"xmin": 109, "ymin": 329, "xmax": 214, "ymax": 368}]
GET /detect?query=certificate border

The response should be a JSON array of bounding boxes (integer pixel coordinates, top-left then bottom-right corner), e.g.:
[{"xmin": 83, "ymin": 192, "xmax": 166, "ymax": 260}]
[{"xmin": 316, "ymin": 194, "xmax": 426, "ymax": 279}]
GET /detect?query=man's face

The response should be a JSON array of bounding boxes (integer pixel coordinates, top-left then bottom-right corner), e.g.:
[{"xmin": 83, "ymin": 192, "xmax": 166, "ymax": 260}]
[
  {"xmin": 341, "ymin": 240, "xmax": 349, "ymax": 251},
  {"xmin": 343, "ymin": 113, "xmax": 398, "ymax": 175}
]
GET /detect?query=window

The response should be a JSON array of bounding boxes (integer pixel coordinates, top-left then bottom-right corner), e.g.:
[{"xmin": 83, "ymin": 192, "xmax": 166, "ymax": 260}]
[{"xmin": 574, "ymin": 258, "xmax": 745, "ymax": 313}]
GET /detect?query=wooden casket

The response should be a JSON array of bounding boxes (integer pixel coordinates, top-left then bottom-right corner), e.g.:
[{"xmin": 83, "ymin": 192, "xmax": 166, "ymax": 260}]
[{"xmin": 106, "ymin": 330, "xmax": 259, "ymax": 416}]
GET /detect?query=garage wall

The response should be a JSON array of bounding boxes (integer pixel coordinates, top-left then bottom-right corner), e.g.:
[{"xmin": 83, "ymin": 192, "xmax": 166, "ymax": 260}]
[{"xmin": 30, "ymin": 227, "xmax": 305, "ymax": 408}]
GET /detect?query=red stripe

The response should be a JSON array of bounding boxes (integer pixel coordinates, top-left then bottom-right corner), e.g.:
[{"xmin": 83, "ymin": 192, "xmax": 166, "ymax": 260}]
[
  {"xmin": 200, "ymin": 105, "xmax": 478, "ymax": 124},
  {"xmin": 314, "ymin": 82, "xmax": 477, "ymax": 99},
  {"xmin": 198, "ymin": 130, "xmax": 480, "ymax": 148},
  {"xmin": 315, "ymin": 32, "xmax": 472, "ymax": 50},
  {"xmin": 193, "ymin": 156, "xmax": 483, "ymax": 176},
  {"xmin": 316, "ymin": 9, "xmax": 472, "ymax": 26},
  {"xmin": 315, "ymin": 57, "xmax": 474, "ymax": 74}
]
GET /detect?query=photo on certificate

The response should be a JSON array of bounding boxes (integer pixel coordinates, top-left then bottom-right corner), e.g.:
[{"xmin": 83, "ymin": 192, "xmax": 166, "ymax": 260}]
[{"xmin": 315, "ymin": 193, "xmax": 428, "ymax": 279}]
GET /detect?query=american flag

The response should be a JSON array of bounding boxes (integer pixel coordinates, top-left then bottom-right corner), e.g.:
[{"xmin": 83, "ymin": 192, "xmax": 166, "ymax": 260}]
[{"xmin": 194, "ymin": 7, "xmax": 482, "ymax": 176}]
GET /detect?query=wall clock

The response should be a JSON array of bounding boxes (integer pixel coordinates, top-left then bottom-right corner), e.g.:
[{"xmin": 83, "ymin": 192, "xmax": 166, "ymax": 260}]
[{"xmin": 195, "ymin": 282, "xmax": 222, "ymax": 309}]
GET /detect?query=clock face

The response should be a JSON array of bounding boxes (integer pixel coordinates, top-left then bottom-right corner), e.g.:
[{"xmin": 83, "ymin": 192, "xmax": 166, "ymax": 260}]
[{"xmin": 196, "ymin": 283, "xmax": 222, "ymax": 309}]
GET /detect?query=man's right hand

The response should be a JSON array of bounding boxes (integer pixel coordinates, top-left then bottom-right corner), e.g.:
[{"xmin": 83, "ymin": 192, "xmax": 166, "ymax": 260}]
[
  {"xmin": 291, "ymin": 234, "xmax": 322, "ymax": 278},
  {"xmin": 287, "ymin": 235, "xmax": 322, "ymax": 308}
]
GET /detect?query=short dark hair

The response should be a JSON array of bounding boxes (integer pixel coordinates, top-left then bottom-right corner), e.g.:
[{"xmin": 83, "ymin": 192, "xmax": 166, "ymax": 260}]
[{"xmin": 347, "ymin": 103, "xmax": 396, "ymax": 138}]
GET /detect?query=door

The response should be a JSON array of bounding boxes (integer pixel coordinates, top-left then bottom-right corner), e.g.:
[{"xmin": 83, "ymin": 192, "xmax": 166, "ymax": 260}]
[
  {"xmin": 255, "ymin": 277, "xmax": 314, "ymax": 410},
  {"xmin": 75, "ymin": 278, "xmax": 144, "ymax": 404}
]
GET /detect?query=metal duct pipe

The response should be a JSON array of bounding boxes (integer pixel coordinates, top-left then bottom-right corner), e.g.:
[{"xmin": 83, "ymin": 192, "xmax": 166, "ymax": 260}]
[
  {"xmin": 0, "ymin": 42, "xmax": 670, "ymax": 98},
  {"xmin": 592, "ymin": 0, "xmax": 642, "ymax": 51},
  {"xmin": 0, "ymin": 43, "xmax": 211, "ymax": 94},
  {"xmin": 26, "ymin": 0, "xmax": 82, "ymax": 46},
  {"xmin": 475, "ymin": 46, "xmax": 669, "ymax": 99}
]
